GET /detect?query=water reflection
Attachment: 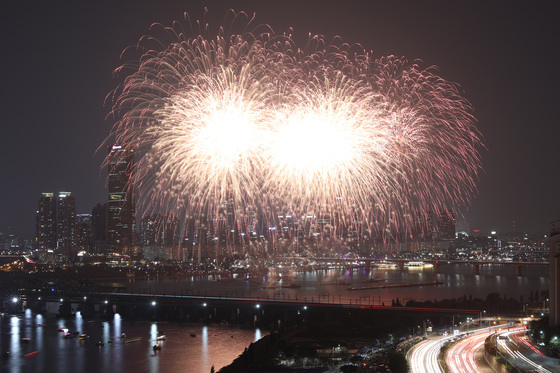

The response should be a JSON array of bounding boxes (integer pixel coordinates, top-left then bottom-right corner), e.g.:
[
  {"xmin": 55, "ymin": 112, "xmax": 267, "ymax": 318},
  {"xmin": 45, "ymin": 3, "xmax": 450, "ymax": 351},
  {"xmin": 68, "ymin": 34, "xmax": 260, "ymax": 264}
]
[
  {"xmin": 9, "ymin": 316, "xmax": 20, "ymax": 372},
  {"xmin": 201, "ymin": 325, "xmax": 209, "ymax": 369},
  {"xmin": 148, "ymin": 323, "xmax": 159, "ymax": 373},
  {"xmin": 1, "ymin": 312, "xmax": 262, "ymax": 373},
  {"xmin": 36, "ymin": 313, "xmax": 44, "ymax": 355}
]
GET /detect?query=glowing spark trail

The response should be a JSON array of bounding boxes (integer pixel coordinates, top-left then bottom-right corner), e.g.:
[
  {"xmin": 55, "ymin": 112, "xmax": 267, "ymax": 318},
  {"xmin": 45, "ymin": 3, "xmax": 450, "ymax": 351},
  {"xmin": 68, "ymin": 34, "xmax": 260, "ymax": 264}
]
[{"xmin": 106, "ymin": 11, "xmax": 483, "ymax": 248}]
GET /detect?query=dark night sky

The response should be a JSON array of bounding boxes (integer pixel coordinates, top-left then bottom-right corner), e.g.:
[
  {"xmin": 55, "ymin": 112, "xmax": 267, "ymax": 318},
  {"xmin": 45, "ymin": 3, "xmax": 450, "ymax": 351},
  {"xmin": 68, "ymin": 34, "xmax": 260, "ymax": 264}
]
[{"xmin": 1, "ymin": 1, "xmax": 558, "ymax": 237}]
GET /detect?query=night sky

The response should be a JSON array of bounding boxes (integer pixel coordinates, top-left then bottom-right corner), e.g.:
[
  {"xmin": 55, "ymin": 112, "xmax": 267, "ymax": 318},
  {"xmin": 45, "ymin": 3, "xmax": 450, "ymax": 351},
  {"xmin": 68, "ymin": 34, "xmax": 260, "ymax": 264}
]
[{"xmin": 1, "ymin": 1, "xmax": 558, "ymax": 237}]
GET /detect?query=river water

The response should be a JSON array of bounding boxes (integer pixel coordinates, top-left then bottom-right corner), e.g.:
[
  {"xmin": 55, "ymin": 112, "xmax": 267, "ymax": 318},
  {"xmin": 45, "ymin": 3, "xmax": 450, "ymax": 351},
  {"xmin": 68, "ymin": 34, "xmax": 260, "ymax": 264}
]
[
  {"xmin": 118, "ymin": 263, "xmax": 549, "ymax": 306},
  {"xmin": 0, "ymin": 311, "xmax": 263, "ymax": 373},
  {"xmin": 1, "ymin": 264, "xmax": 549, "ymax": 373}
]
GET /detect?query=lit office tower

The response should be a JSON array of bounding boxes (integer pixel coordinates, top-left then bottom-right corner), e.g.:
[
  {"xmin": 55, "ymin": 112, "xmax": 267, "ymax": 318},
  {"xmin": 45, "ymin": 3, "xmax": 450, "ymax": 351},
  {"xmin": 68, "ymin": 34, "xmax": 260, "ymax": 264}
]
[
  {"xmin": 140, "ymin": 215, "xmax": 177, "ymax": 247},
  {"xmin": 56, "ymin": 192, "xmax": 77, "ymax": 251},
  {"xmin": 36, "ymin": 192, "xmax": 57, "ymax": 250},
  {"xmin": 140, "ymin": 215, "xmax": 159, "ymax": 246},
  {"xmin": 76, "ymin": 214, "xmax": 93, "ymax": 252},
  {"xmin": 550, "ymin": 220, "xmax": 560, "ymax": 327},
  {"xmin": 107, "ymin": 144, "xmax": 136, "ymax": 254}
]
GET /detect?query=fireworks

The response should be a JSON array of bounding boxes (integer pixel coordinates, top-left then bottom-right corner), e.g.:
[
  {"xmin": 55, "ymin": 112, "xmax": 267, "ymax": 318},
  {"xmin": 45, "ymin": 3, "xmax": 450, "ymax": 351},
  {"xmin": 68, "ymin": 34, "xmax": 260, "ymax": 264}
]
[{"xmin": 106, "ymin": 11, "xmax": 483, "ymax": 245}]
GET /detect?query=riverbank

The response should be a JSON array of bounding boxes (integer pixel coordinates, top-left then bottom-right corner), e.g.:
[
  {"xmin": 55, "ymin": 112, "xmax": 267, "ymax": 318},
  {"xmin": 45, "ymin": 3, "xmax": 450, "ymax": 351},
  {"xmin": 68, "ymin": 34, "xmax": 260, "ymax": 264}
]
[{"xmin": 218, "ymin": 306, "xmax": 424, "ymax": 372}]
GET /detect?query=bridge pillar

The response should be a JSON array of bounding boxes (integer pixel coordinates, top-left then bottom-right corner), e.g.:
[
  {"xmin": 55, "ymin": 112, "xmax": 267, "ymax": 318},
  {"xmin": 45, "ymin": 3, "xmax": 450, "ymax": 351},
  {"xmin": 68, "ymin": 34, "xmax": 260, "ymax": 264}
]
[
  {"xmin": 433, "ymin": 262, "xmax": 440, "ymax": 274},
  {"xmin": 515, "ymin": 265, "xmax": 522, "ymax": 276},
  {"xmin": 472, "ymin": 263, "xmax": 480, "ymax": 275},
  {"xmin": 397, "ymin": 262, "xmax": 405, "ymax": 272},
  {"xmin": 364, "ymin": 261, "xmax": 371, "ymax": 272}
]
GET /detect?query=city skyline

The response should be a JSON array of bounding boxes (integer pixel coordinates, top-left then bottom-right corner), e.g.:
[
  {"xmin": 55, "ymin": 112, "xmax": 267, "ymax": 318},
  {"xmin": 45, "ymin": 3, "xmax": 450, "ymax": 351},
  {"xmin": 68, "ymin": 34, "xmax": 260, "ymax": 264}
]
[{"xmin": 1, "ymin": 1, "xmax": 558, "ymax": 237}]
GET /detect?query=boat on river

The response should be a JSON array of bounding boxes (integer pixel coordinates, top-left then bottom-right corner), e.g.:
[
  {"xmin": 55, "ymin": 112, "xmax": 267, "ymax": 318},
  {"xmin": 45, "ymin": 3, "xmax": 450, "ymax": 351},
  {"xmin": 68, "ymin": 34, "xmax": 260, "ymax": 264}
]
[{"xmin": 373, "ymin": 262, "xmax": 397, "ymax": 269}]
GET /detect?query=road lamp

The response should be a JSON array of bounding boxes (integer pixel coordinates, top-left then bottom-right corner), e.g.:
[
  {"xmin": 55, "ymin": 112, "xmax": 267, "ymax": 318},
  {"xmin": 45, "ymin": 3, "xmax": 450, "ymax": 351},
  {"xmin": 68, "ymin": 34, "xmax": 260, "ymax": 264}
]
[{"xmin": 8, "ymin": 297, "xmax": 23, "ymax": 312}]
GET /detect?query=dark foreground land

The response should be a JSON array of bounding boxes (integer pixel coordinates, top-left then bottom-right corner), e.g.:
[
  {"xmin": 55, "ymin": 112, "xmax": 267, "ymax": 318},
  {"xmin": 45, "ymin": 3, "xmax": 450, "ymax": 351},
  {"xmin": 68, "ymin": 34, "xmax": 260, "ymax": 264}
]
[{"xmin": 219, "ymin": 307, "xmax": 427, "ymax": 373}]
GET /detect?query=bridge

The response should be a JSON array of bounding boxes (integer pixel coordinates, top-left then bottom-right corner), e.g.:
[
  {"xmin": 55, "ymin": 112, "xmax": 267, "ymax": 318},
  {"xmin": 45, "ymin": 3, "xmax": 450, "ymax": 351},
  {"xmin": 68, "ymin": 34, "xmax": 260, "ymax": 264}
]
[{"xmin": 10, "ymin": 291, "xmax": 480, "ymax": 326}]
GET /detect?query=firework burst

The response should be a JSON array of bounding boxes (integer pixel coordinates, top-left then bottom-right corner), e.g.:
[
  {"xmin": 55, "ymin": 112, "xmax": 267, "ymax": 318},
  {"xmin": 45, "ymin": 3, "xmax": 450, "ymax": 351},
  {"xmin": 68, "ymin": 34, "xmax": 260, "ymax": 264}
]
[{"xmin": 106, "ymin": 11, "xmax": 483, "ymax": 246}]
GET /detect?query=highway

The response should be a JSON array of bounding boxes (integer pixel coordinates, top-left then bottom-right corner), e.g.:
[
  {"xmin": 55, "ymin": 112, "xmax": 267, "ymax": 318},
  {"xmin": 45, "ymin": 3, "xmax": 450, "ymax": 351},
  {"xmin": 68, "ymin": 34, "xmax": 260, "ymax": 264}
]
[
  {"xmin": 495, "ymin": 329, "xmax": 560, "ymax": 372},
  {"xmin": 408, "ymin": 320, "xmax": 559, "ymax": 373},
  {"xmin": 408, "ymin": 323, "xmax": 500, "ymax": 373},
  {"xmin": 446, "ymin": 330, "xmax": 489, "ymax": 373},
  {"xmin": 445, "ymin": 326, "xmax": 524, "ymax": 373},
  {"xmin": 408, "ymin": 333, "xmax": 454, "ymax": 373},
  {"xmin": 410, "ymin": 323, "xmax": 560, "ymax": 373}
]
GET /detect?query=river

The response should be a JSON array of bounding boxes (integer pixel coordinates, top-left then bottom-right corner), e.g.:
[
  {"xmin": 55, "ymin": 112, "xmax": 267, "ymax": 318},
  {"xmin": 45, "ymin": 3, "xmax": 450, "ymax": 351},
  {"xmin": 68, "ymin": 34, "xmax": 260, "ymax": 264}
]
[
  {"xmin": 116, "ymin": 263, "xmax": 549, "ymax": 306},
  {"xmin": 0, "ymin": 311, "xmax": 263, "ymax": 373}
]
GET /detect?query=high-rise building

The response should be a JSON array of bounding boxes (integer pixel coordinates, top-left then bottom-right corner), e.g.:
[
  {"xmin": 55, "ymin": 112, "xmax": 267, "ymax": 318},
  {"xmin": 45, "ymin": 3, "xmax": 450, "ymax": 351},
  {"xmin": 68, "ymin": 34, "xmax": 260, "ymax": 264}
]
[
  {"xmin": 36, "ymin": 192, "xmax": 57, "ymax": 250},
  {"xmin": 91, "ymin": 203, "xmax": 108, "ymax": 254},
  {"xmin": 76, "ymin": 213, "xmax": 93, "ymax": 252},
  {"xmin": 140, "ymin": 214, "xmax": 177, "ymax": 247},
  {"xmin": 549, "ymin": 220, "xmax": 560, "ymax": 327},
  {"xmin": 36, "ymin": 191, "xmax": 78, "ymax": 260},
  {"xmin": 107, "ymin": 144, "xmax": 136, "ymax": 254},
  {"xmin": 57, "ymin": 191, "xmax": 76, "ymax": 251},
  {"xmin": 435, "ymin": 210, "xmax": 456, "ymax": 240}
]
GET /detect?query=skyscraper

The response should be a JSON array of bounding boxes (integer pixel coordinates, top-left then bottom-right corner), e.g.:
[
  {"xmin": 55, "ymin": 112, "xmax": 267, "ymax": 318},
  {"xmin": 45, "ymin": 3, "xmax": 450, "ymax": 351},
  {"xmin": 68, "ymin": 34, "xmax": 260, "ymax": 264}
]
[
  {"xmin": 107, "ymin": 144, "xmax": 136, "ymax": 254},
  {"xmin": 76, "ymin": 213, "xmax": 93, "ymax": 253},
  {"xmin": 435, "ymin": 210, "xmax": 456, "ymax": 240},
  {"xmin": 36, "ymin": 192, "xmax": 57, "ymax": 250},
  {"xmin": 140, "ymin": 215, "xmax": 177, "ymax": 247},
  {"xmin": 36, "ymin": 191, "xmax": 77, "ymax": 260},
  {"xmin": 57, "ymin": 191, "xmax": 76, "ymax": 251},
  {"xmin": 91, "ymin": 203, "xmax": 108, "ymax": 254}
]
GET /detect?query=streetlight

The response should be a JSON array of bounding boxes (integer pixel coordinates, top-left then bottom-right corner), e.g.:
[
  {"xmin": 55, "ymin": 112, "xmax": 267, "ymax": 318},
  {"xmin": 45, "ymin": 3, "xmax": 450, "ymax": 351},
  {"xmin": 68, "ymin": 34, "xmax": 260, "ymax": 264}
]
[
  {"xmin": 12, "ymin": 297, "xmax": 18, "ymax": 303},
  {"xmin": 151, "ymin": 301, "xmax": 157, "ymax": 306}
]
